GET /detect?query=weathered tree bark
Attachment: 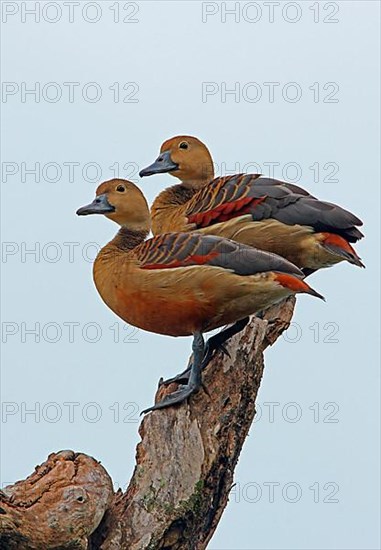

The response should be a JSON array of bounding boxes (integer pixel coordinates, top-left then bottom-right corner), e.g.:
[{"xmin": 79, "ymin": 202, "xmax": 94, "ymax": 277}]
[
  {"xmin": 1, "ymin": 298, "xmax": 294, "ymax": 550},
  {"xmin": 0, "ymin": 451, "xmax": 114, "ymax": 549}
]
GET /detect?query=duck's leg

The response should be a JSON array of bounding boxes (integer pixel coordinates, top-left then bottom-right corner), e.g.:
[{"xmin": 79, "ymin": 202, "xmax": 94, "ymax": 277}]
[
  {"xmin": 159, "ymin": 317, "xmax": 250, "ymax": 387},
  {"xmin": 142, "ymin": 332, "xmax": 205, "ymax": 414},
  {"xmin": 201, "ymin": 316, "xmax": 250, "ymax": 368}
]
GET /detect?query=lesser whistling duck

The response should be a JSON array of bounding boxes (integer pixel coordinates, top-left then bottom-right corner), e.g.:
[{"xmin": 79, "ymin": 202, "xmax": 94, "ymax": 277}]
[
  {"xmin": 77, "ymin": 179, "xmax": 323, "ymax": 412},
  {"xmin": 139, "ymin": 136, "xmax": 364, "ymax": 275}
]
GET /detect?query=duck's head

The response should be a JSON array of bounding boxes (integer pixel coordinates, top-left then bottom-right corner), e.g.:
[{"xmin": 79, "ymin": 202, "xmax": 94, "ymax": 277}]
[
  {"xmin": 76, "ymin": 179, "xmax": 150, "ymax": 231},
  {"xmin": 139, "ymin": 135, "xmax": 214, "ymax": 189}
]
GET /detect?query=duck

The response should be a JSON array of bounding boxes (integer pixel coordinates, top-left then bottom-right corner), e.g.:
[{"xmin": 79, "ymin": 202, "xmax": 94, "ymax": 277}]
[
  {"xmin": 139, "ymin": 136, "xmax": 364, "ymax": 275},
  {"xmin": 77, "ymin": 179, "xmax": 324, "ymax": 412}
]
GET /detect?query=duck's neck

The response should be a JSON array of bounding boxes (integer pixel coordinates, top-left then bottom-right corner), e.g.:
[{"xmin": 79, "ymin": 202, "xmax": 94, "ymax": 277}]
[
  {"xmin": 111, "ymin": 226, "xmax": 149, "ymax": 252},
  {"xmin": 151, "ymin": 184, "xmax": 199, "ymax": 234},
  {"xmin": 180, "ymin": 175, "xmax": 213, "ymax": 190}
]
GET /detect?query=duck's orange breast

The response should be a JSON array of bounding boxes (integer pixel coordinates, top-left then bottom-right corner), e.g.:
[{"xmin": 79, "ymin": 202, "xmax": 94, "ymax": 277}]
[
  {"xmin": 113, "ymin": 283, "xmax": 212, "ymax": 337},
  {"xmin": 94, "ymin": 259, "xmax": 225, "ymax": 337},
  {"xmin": 92, "ymin": 236, "xmax": 303, "ymax": 337}
]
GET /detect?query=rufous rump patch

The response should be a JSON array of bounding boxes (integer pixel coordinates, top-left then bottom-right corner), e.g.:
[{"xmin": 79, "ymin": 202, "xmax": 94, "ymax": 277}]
[
  {"xmin": 273, "ymin": 273, "xmax": 311, "ymax": 294},
  {"xmin": 321, "ymin": 232, "xmax": 358, "ymax": 256}
]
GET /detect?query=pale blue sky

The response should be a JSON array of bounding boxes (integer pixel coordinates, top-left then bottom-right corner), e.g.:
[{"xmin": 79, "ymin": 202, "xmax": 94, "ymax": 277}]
[{"xmin": 1, "ymin": 1, "xmax": 380, "ymax": 549}]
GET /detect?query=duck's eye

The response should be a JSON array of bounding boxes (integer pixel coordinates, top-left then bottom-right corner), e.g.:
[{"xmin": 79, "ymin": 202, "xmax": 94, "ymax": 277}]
[
  {"xmin": 179, "ymin": 142, "xmax": 188, "ymax": 150},
  {"xmin": 116, "ymin": 185, "xmax": 125, "ymax": 193}
]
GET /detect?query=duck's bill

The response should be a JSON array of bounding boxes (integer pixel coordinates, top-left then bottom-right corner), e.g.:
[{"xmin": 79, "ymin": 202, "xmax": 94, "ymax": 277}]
[
  {"xmin": 139, "ymin": 151, "xmax": 178, "ymax": 177},
  {"xmin": 76, "ymin": 194, "xmax": 115, "ymax": 216}
]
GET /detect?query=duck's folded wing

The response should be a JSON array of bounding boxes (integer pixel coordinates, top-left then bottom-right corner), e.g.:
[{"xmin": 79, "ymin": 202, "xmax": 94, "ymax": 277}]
[
  {"xmin": 137, "ymin": 232, "xmax": 303, "ymax": 277},
  {"xmin": 185, "ymin": 174, "xmax": 363, "ymax": 242}
]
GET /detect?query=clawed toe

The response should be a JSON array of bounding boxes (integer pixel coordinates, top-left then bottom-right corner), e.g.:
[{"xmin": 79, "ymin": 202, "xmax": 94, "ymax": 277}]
[
  {"xmin": 202, "ymin": 317, "xmax": 249, "ymax": 369},
  {"xmin": 219, "ymin": 343, "xmax": 231, "ymax": 358},
  {"xmin": 142, "ymin": 383, "xmax": 199, "ymax": 414},
  {"xmin": 200, "ymin": 339, "xmax": 229, "ymax": 370},
  {"xmin": 201, "ymin": 381, "xmax": 211, "ymax": 398},
  {"xmin": 158, "ymin": 368, "xmax": 191, "ymax": 387}
]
